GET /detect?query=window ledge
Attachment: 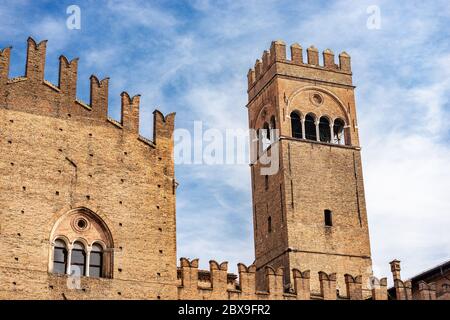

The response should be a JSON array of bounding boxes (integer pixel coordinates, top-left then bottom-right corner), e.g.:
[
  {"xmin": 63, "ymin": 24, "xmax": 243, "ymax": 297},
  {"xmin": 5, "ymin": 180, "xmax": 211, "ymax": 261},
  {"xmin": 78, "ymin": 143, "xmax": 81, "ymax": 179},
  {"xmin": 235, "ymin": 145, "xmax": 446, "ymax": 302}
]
[{"xmin": 280, "ymin": 135, "xmax": 361, "ymax": 150}]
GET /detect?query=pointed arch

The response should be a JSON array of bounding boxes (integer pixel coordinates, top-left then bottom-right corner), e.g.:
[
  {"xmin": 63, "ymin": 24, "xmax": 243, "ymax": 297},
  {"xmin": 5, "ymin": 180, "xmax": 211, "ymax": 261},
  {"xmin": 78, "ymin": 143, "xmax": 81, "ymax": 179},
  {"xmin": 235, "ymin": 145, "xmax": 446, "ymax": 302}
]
[
  {"xmin": 49, "ymin": 207, "xmax": 114, "ymax": 278},
  {"xmin": 286, "ymin": 85, "xmax": 351, "ymax": 125}
]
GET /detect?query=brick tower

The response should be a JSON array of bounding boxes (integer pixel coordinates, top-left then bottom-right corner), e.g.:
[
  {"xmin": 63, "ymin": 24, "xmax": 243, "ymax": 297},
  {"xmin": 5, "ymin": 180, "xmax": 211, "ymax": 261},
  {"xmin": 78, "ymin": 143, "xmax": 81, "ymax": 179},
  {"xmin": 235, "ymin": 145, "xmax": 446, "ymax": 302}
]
[{"xmin": 247, "ymin": 40, "xmax": 373, "ymax": 297}]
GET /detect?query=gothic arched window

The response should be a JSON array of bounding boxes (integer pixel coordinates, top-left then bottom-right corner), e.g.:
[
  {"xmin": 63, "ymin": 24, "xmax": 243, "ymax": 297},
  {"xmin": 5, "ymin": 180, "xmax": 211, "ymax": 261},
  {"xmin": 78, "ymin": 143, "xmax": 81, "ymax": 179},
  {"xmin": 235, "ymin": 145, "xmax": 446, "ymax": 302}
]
[
  {"xmin": 305, "ymin": 114, "xmax": 317, "ymax": 141},
  {"xmin": 53, "ymin": 239, "xmax": 68, "ymax": 274},
  {"xmin": 50, "ymin": 207, "xmax": 114, "ymax": 279},
  {"xmin": 290, "ymin": 111, "xmax": 302, "ymax": 139},
  {"xmin": 319, "ymin": 116, "xmax": 331, "ymax": 143}
]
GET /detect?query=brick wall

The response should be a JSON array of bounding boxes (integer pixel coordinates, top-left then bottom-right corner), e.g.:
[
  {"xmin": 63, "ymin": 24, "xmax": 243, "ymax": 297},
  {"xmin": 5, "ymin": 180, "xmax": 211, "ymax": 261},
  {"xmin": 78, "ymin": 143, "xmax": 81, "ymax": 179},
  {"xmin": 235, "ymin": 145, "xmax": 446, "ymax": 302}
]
[{"xmin": 0, "ymin": 38, "xmax": 177, "ymax": 299}]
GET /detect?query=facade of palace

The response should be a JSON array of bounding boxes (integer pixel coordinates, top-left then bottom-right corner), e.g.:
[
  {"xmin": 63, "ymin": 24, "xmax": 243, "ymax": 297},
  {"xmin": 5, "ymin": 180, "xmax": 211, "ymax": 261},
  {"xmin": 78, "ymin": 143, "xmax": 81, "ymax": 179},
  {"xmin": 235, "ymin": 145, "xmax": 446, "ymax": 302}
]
[{"xmin": 0, "ymin": 37, "xmax": 447, "ymax": 300}]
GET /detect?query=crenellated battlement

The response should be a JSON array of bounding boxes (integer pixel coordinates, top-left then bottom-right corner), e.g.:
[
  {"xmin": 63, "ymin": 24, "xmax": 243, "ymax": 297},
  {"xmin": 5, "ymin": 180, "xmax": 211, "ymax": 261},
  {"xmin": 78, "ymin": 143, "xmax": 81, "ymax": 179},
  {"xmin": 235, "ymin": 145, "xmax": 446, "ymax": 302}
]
[
  {"xmin": 176, "ymin": 258, "xmax": 390, "ymax": 300},
  {"xmin": 0, "ymin": 37, "xmax": 175, "ymax": 146},
  {"xmin": 247, "ymin": 40, "xmax": 352, "ymax": 93},
  {"xmin": 177, "ymin": 258, "xmax": 440, "ymax": 300}
]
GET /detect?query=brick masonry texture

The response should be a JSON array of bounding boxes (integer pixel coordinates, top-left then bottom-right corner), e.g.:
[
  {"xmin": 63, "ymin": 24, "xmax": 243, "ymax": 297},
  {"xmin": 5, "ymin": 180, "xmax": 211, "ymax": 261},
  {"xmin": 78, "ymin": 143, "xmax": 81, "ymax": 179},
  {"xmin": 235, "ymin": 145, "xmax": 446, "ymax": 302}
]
[
  {"xmin": 0, "ymin": 37, "xmax": 444, "ymax": 300},
  {"xmin": 0, "ymin": 38, "xmax": 177, "ymax": 299}
]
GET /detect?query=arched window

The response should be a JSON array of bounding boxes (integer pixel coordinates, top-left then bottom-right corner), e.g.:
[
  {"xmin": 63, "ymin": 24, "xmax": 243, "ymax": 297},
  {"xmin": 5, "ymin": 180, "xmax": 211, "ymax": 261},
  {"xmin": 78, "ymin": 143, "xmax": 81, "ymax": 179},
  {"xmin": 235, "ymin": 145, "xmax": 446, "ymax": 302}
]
[
  {"xmin": 270, "ymin": 116, "xmax": 276, "ymax": 130},
  {"xmin": 268, "ymin": 216, "xmax": 272, "ymax": 233},
  {"xmin": 261, "ymin": 122, "xmax": 271, "ymax": 150},
  {"xmin": 49, "ymin": 208, "xmax": 114, "ymax": 279},
  {"xmin": 71, "ymin": 241, "xmax": 86, "ymax": 276},
  {"xmin": 290, "ymin": 112, "xmax": 302, "ymax": 139},
  {"xmin": 324, "ymin": 210, "xmax": 332, "ymax": 227},
  {"xmin": 53, "ymin": 239, "xmax": 67, "ymax": 274},
  {"xmin": 263, "ymin": 122, "xmax": 270, "ymax": 142},
  {"xmin": 319, "ymin": 116, "xmax": 331, "ymax": 143},
  {"xmin": 89, "ymin": 244, "xmax": 103, "ymax": 278},
  {"xmin": 333, "ymin": 118, "xmax": 346, "ymax": 145},
  {"xmin": 270, "ymin": 116, "xmax": 277, "ymax": 143},
  {"xmin": 305, "ymin": 114, "xmax": 317, "ymax": 141}
]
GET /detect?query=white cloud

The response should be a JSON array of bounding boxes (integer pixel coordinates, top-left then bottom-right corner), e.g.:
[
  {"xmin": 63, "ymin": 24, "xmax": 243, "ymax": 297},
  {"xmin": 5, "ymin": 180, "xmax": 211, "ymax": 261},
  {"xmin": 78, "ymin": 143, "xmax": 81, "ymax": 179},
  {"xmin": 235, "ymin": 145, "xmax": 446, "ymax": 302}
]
[{"xmin": 106, "ymin": 0, "xmax": 178, "ymax": 29}]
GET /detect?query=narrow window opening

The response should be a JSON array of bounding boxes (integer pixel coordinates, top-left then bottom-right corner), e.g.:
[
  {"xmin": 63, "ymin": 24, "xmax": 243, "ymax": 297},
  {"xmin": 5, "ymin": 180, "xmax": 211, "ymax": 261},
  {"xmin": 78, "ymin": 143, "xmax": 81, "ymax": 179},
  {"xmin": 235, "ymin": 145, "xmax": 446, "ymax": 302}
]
[
  {"xmin": 305, "ymin": 114, "xmax": 317, "ymax": 140},
  {"xmin": 268, "ymin": 216, "xmax": 272, "ymax": 233},
  {"xmin": 324, "ymin": 210, "xmax": 333, "ymax": 227},
  {"xmin": 290, "ymin": 112, "xmax": 302, "ymax": 138},
  {"xmin": 319, "ymin": 117, "xmax": 331, "ymax": 142},
  {"xmin": 264, "ymin": 175, "xmax": 269, "ymax": 191}
]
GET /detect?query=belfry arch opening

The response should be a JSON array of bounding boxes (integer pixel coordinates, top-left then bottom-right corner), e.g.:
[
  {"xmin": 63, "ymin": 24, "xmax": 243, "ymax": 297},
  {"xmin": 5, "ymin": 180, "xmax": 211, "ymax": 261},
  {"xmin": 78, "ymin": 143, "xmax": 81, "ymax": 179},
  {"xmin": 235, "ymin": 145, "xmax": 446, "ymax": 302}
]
[
  {"xmin": 305, "ymin": 114, "xmax": 317, "ymax": 141},
  {"xmin": 319, "ymin": 116, "xmax": 331, "ymax": 143},
  {"xmin": 290, "ymin": 111, "xmax": 302, "ymax": 139}
]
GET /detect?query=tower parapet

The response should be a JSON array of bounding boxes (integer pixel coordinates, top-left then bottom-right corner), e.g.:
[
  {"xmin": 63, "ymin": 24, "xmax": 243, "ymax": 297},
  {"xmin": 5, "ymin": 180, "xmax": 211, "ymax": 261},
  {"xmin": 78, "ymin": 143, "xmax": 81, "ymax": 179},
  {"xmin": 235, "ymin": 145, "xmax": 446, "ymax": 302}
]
[
  {"xmin": 176, "ymin": 258, "xmax": 392, "ymax": 300},
  {"xmin": 418, "ymin": 281, "xmax": 437, "ymax": 300},
  {"xmin": 370, "ymin": 276, "xmax": 388, "ymax": 300},
  {"xmin": 247, "ymin": 40, "xmax": 353, "ymax": 101},
  {"xmin": 0, "ymin": 47, "xmax": 12, "ymax": 82},
  {"xmin": 25, "ymin": 37, "xmax": 47, "ymax": 82},
  {"xmin": 0, "ymin": 37, "xmax": 174, "ymax": 146},
  {"xmin": 293, "ymin": 269, "xmax": 310, "ymax": 300},
  {"xmin": 58, "ymin": 55, "xmax": 78, "ymax": 100},
  {"xmin": 344, "ymin": 274, "xmax": 363, "ymax": 300},
  {"xmin": 319, "ymin": 271, "xmax": 337, "ymax": 300}
]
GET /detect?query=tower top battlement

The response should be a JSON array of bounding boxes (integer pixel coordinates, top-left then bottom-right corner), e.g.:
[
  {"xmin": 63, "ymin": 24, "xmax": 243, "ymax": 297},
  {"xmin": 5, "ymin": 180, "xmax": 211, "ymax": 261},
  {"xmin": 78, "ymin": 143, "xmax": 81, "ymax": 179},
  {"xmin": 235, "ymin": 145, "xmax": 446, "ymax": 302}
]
[{"xmin": 247, "ymin": 40, "xmax": 352, "ymax": 101}]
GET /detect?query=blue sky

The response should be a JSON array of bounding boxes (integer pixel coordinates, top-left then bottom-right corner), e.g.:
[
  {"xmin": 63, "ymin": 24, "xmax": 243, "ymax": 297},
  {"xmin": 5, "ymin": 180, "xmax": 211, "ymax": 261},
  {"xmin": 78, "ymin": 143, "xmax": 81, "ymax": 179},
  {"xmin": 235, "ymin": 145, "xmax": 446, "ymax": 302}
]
[{"xmin": 1, "ymin": 0, "xmax": 449, "ymax": 283}]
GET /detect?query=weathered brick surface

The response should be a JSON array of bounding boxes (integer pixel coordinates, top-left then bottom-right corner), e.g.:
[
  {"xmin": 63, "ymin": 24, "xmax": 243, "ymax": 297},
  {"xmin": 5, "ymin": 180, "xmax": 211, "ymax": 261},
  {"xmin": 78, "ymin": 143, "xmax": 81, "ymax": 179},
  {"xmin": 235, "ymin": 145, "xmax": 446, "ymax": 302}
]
[{"xmin": 0, "ymin": 38, "xmax": 177, "ymax": 299}]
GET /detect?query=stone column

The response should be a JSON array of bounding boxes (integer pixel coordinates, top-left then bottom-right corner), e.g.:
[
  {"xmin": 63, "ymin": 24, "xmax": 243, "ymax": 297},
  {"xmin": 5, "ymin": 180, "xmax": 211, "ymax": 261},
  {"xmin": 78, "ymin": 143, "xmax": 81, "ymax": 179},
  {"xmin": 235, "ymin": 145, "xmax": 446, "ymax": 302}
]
[
  {"xmin": 85, "ymin": 247, "xmax": 91, "ymax": 277},
  {"xmin": 301, "ymin": 118, "xmax": 306, "ymax": 139},
  {"xmin": 66, "ymin": 245, "xmax": 73, "ymax": 275},
  {"xmin": 329, "ymin": 123, "xmax": 334, "ymax": 143},
  {"xmin": 315, "ymin": 120, "xmax": 320, "ymax": 142}
]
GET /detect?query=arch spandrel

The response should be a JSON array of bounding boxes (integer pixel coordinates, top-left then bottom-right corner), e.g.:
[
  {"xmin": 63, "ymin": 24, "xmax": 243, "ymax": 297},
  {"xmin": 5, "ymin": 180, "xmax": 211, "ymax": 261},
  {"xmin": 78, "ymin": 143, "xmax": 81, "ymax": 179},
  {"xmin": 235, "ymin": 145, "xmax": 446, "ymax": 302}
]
[
  {"xmin": 287, "ymin": 86, "xmax": 350, "ymax": 124},
  {"xmin": 50, "ymin": 207, "xmax": 114, "ymax": 248}
]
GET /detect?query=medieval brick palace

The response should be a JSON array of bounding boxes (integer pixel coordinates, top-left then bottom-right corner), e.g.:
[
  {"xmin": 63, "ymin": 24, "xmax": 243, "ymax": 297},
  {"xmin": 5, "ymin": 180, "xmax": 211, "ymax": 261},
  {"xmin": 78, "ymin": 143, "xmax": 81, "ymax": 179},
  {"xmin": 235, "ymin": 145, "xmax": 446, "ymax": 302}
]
[{"xmin": 0, "ymin": 37, "xmax": 448, "ymax": 300}]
